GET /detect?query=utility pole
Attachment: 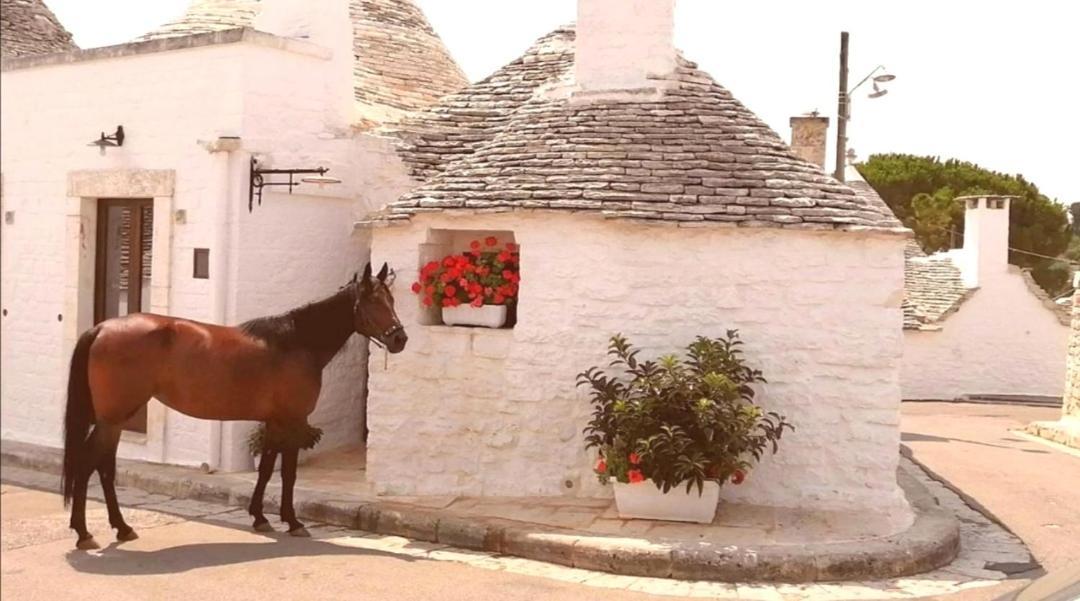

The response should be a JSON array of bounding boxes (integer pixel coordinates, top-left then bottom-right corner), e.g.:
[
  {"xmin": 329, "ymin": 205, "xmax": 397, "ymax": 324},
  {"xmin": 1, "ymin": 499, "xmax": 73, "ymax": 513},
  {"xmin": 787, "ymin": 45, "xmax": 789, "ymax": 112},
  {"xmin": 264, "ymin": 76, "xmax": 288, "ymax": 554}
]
[{"xmin": 834, "ymin": 31, "xmax": 849, "ymax": 182}]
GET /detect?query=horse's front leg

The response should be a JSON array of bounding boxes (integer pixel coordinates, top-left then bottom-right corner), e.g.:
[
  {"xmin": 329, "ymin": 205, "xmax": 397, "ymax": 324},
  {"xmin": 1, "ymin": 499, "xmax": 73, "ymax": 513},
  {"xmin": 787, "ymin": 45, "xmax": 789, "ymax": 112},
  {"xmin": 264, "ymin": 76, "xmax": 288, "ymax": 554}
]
[
  {"xmin": 280, "ymin": 447, "xmax": 308, "ymax": 537},
  {"xmin": 249, "ymin": 448, "xmax": 278, "ymax": 532}
]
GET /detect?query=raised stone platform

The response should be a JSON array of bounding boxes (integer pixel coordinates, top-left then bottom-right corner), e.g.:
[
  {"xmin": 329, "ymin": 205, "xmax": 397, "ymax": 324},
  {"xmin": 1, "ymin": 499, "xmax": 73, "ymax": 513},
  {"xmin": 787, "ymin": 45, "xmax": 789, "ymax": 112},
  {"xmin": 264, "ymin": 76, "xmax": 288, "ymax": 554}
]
[
  {"xmin": 1, "ymin": 439, "xmax": 962, "ymax": 583},
  {"xmin": 1025, "ymin": 419, "xmax": 1080, "ymax": 449}
]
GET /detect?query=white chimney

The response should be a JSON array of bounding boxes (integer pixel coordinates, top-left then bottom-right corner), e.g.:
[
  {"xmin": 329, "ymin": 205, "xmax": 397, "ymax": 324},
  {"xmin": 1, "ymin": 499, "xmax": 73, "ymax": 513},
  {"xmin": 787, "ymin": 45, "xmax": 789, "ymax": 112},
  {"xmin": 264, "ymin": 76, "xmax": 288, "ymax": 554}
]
[
  {"xmin": 253, "ymin": 0, "xmax": 354, "ymax": 129},
  {"xmin": 789, "ymin": 112, "xmax": 830, "ymax": 170},
  {"xmin": 575, "ymin": 0, "xmax": 678, "ymax": 93},
  {"xmin": 959, "ymin": 195, "xmax": 1012, "ymax": 288}
]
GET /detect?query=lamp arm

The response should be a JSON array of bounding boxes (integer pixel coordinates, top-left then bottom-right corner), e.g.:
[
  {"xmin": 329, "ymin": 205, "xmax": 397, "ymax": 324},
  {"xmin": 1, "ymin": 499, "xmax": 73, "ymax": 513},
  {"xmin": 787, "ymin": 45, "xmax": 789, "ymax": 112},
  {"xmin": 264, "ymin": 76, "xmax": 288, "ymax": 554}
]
[{"xmin": 848, "ymin": 65, "xmax": 885, "ymax": 95}]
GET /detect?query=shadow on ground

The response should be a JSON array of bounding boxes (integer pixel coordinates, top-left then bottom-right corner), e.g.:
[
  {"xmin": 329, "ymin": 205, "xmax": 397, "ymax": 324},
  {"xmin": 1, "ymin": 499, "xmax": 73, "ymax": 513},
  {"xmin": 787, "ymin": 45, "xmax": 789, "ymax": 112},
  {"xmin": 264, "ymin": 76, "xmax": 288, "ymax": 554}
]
[{"xmin": 901, "ymin": 432, "xmax": 1050, "ymax": 454}]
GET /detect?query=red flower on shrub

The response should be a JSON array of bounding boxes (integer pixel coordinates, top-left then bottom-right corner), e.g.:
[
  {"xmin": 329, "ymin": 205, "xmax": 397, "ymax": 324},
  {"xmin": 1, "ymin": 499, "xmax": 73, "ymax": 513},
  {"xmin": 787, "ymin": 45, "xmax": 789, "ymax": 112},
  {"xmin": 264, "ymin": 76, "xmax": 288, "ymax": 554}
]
[
  {"xmin": 470, "ymin": 240, "xmax": 481, "ymax": 250},
  {"xmin": 485, "ymin": 236, "xmax": 498, "ymax": 247},
  {"xmin": 627, "ymin": 470, "xmax": 645, "ymax": 483},
  {"xmin": 471, "ymin": 297, "xmax": 484, "ymax": 308},
  {"xmin": 628, "ymin": 453, "xmax": 640, "ymax": 465},
  {"xmin": 731, "ymin": 469, "xmax": 745, "ymax": 485},
  {"xmin": 411, "ymin": 282, "xmax": 422, "ymax": 294},
  {"xmin": 422, "ymin": 296, "xmax": 433, "ymax": 307},
  {"xmin": 506, "ymin": 242, "xmax": 517, "ymax": 251},
  {"xmin": 595, "ymin": 459, "xmax": 607, "ymax": 474},
  {"xmin": 444, "ymin": 285, "xmax": 457, "ymax": 297}
]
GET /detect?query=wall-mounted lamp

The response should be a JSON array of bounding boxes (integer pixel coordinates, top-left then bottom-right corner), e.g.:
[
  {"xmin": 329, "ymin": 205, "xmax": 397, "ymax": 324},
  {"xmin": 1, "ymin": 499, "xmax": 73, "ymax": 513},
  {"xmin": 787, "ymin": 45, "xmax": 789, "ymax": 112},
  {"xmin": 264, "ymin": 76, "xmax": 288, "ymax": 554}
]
[
  {"xmin": 88, "ymin": 126, "xmax": 125, "ymax": 150},
  {"xmin": 248, "ymin": 157, "xmax": 341, "ymax": 212}
]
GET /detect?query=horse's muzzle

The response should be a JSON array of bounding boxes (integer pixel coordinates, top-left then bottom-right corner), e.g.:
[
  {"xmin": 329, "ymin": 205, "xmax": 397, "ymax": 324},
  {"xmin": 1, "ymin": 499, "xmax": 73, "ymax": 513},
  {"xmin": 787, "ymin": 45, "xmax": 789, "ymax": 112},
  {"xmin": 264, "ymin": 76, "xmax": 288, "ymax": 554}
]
[{"xmin": 385, "ymin": 330, "xmax": 408, "ymax": 354}]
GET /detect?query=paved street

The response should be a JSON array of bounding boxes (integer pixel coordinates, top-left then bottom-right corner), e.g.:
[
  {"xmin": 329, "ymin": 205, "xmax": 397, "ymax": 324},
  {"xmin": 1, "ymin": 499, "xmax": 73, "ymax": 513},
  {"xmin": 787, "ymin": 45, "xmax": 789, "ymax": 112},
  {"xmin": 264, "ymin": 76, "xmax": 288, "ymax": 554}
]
[
  {"xmin": 902, "ymin": 401, "xmax": 1080, "ymax": 573},
  {"xmin": 1, "ymin": 482, "xmax": 667, "ymax": 601}
]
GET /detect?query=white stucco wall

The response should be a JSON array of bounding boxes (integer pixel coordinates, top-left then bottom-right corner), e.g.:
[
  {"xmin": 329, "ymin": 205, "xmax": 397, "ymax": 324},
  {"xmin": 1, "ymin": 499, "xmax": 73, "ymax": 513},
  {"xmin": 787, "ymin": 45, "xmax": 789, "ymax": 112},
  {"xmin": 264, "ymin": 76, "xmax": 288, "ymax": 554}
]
[
  {"xmin": 367, "ymin": 213, "xmax": 911, "ymax": 526},
  {"xmin": 0, "ymin": 34, "xmax": 407, "ymax": 469},
  {"xmin": 902, "ymin": 267, "xmax": 1067, "ymax": 400}
]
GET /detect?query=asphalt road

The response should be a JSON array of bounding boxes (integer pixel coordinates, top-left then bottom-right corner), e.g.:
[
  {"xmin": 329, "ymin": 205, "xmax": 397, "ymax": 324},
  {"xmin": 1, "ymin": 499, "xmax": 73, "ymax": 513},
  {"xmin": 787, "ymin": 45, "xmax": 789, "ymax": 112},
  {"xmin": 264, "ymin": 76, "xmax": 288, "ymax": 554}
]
[
  {"xmin": 0, "ymin": 483, "xmax": 660, "ymax": 601},
  {"xmin": 901, "ymin": 401, "xmax": 1080, "ymax": 574}
]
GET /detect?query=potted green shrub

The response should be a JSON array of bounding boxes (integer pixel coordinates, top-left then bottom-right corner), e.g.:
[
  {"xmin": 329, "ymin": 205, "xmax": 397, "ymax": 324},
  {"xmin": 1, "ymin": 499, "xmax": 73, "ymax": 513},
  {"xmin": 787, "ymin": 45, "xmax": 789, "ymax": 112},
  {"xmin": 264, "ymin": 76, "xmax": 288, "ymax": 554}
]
[{"xmin": 578, "ymin": 332, "xmax": 793, "ymax": 523}]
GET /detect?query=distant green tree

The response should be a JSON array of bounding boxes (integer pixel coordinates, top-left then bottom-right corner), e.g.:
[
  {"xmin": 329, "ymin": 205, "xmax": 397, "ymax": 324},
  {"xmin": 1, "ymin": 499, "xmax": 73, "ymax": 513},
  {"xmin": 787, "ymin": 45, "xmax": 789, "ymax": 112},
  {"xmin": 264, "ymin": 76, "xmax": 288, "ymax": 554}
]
[
  {"xmin": 1070, "ymin": 203, "xmax": 1080, "ymax": 235},
  {"xmin": 857, "ymin": 154, "xmax": 1071, "ymax": 295}
]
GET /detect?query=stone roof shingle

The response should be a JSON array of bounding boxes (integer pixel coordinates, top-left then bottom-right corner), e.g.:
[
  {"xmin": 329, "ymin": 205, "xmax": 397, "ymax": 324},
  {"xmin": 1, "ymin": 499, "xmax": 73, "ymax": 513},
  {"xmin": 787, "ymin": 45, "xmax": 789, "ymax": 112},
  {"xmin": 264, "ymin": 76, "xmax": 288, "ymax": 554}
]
[
  {"xmin": 903, "ymin": 253, "xmax": 970, "ymax": 330},
  {"xmin": 376, "ymin": 27, "xmax": 904, "ymax": 231},
  {"xmin": 139, "ymin": 0, "xmax": 467, "ymax": 124},
  {"xmin": 0, "ymin": 0, "xmax": 77, "ymax": 58}
]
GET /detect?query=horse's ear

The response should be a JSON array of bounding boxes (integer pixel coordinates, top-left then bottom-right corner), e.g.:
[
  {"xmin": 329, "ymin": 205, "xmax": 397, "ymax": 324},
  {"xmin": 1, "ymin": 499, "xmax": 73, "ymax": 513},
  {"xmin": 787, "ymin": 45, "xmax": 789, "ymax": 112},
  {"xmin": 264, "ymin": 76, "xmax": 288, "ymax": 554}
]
[
  {"xmin": 350, "ymin": 272, "xmax": 358, "ymax": 284},
  {"xmin": 377, "ymin": 262, "xmax": 389, "ymax": 282},
  {"xmin": 360, "ymin": 263, "xmax": 373, "ymax": 292}
]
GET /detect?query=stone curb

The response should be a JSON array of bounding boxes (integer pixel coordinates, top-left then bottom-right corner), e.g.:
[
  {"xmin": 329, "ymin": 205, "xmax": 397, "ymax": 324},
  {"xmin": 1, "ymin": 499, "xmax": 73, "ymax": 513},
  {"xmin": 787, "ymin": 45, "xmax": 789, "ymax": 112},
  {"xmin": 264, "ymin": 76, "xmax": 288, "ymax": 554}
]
[{"xmin": 1, "ymin": 439, "xmax": 959, "ymax": 583}]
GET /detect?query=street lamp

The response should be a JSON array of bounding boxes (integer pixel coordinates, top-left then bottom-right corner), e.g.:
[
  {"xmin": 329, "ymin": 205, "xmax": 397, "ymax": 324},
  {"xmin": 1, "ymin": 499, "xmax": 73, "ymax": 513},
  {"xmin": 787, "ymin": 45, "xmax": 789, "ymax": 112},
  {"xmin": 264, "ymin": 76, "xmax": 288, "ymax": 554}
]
[{"xmin": 833, "ymin": 32, "xmax": 896, "ymax": 181}]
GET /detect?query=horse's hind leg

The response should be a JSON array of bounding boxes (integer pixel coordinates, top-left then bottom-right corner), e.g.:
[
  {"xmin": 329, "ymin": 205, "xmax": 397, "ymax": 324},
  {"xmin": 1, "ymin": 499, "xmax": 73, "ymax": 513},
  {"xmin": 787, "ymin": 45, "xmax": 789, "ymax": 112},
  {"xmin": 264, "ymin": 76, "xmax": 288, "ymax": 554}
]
[
  {"xmin": 280, "ymin": 447, "xmax": 308, "ymax": 537},
  {"xmin": 95, "ymin": 423, "xmax": 136, "ymax": 542},
  {"xmin": 249, "ymin": 448, "xmax": 278, "ymax": 532},
  {"xmin": 69, "ymin": 423, "xmax": 113, "ymax": 549}
]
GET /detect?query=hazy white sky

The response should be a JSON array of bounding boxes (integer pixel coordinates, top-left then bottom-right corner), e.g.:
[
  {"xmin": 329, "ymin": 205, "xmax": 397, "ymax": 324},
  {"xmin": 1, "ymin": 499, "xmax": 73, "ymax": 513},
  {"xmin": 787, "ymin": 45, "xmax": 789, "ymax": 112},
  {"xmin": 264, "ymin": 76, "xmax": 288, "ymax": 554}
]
[{"xmin": 46, "ymin": 0, "xmax": 1079, "ymax": 203}]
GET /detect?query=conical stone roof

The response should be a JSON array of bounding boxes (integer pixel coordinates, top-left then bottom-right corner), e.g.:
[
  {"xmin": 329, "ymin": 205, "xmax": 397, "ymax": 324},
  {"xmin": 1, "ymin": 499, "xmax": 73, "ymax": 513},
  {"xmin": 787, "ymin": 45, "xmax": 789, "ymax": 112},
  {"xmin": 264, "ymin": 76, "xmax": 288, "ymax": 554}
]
[
  {"xmin": 140, "ymin": 0, "xmax": 467, "ymax": 123},
  {"xmin": 378, "ymin": 27, "xmax": 903, "ymax": 232},
  {"xmin": 0, "ymin": 0, "xmax": 77, "ymax": 58}
]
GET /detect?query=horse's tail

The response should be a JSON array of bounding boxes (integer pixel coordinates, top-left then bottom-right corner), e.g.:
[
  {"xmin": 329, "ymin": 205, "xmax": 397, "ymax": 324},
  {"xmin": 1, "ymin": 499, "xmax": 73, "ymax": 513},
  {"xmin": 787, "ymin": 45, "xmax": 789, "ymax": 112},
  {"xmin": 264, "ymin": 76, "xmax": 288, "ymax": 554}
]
[{"xmin": 62, "ymin": 325, "xmax": 101, "ymax": 506}]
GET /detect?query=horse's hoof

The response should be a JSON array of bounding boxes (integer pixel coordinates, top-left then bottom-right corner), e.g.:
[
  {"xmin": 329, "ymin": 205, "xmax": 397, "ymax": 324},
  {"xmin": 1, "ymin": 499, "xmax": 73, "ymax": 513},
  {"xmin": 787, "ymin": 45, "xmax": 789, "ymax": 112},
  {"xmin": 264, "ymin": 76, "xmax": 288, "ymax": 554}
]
[
  {"xmin": 76, "ymin": 536, "xmax": 100, "ymax": 550},
  {"xmin": 117, "ymin": 528, "xmax": 139, "ymax": 542},
  {"xmin": 288, "ymin": 527, "xmax": 310, "ymax": 538},
  {"xmin": 253, "ymin": 521, "xmax": 275, "ymax": 533}
]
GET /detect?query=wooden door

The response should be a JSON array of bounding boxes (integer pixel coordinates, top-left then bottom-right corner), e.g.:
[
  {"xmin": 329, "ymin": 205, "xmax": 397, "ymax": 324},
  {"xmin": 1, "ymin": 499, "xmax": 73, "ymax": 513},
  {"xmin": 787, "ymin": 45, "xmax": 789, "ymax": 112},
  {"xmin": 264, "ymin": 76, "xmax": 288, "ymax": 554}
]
[{"xmin": 94, "ymin": 199, "xmax": 153, "ymax": 433}]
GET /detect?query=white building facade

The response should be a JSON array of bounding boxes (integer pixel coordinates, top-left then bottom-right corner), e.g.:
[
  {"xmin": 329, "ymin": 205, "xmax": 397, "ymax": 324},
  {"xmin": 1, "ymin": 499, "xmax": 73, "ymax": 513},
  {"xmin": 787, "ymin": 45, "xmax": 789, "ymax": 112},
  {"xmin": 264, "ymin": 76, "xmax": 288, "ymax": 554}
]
[
  {"xmin": 901, "ymin": 196, "xmax": 1068, "ymax": 400},
  {"xmin": 363, "ymin": 0, "xmax": 914, "ymax": 530},
  {"xmin": 0, "ymin": 0, "xmax": 463, "ymax": 470}
]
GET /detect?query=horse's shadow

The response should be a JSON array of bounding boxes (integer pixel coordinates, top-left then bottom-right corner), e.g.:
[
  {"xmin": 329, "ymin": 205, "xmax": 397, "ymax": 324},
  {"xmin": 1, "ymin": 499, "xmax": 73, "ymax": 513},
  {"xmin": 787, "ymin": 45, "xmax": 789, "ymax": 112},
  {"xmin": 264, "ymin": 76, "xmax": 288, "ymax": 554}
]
[{"xmin": 64, "ymin": 530, "xmax": 422, "ymax": 576}]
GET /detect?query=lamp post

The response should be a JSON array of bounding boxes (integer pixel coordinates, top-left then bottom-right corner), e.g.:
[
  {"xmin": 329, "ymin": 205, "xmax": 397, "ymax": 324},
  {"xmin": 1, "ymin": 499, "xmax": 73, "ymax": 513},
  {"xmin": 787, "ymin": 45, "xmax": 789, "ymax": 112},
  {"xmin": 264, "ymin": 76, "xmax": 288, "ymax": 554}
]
[{"xmin": 833, "ymin": 31, "xmax": 895, "ymax": 181}]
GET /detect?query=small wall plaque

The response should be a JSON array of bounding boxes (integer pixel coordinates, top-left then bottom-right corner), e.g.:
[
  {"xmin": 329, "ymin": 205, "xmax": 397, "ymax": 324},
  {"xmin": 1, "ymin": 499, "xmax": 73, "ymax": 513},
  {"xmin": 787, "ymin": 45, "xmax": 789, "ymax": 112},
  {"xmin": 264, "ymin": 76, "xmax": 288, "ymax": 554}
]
[{"xmin": 193, "ymin": 248, "xmax": 210, "ymax": 279}]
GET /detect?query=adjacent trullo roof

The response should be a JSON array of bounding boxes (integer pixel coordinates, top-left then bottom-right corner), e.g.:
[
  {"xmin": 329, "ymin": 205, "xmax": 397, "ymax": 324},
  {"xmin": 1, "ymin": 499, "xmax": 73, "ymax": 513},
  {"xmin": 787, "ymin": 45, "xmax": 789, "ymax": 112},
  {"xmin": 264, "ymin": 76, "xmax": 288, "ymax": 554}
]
[
  {"xmin": 0, "ymin": 0, "xmax": 77, "ymax": 58},
  {"xmin": 848, "ymin": 170, "xmax": 1069, "ymax": 330},
  {"xmin": 139, "ymin": 0, "xmax": 468, "ymax": 125},
  {"xmin": 374, "ymin": 26, "xmax": 903, "ymax": 230}
]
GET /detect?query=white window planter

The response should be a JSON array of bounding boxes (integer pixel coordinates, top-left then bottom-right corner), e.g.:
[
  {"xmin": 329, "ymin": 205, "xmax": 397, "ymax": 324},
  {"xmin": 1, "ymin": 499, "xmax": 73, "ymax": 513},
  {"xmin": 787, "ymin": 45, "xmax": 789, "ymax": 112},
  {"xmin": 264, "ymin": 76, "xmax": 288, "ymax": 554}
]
[
  {"xmin": 442, "ymin": 304, "xmax": 508, "ymax": 328},
  {"xmin": 612, "ymin": 479, "xmax": 720, "ymax": 523}
]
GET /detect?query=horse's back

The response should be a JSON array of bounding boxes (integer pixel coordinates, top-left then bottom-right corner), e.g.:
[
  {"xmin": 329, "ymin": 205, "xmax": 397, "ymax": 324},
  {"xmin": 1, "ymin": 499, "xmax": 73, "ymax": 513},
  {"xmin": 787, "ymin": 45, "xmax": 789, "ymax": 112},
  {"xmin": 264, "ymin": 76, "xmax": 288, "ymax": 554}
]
[{"xmin": 87, "ymin": 314, "xmax": 289, "ymax": 422}]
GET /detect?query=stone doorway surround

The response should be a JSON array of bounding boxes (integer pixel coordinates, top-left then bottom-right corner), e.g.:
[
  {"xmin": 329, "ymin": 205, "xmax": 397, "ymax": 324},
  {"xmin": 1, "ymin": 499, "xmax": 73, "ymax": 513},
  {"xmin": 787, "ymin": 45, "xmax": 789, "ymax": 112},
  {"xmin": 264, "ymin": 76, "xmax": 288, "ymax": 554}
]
[{"xmin": 64, "ymin": 169, "xmax": 174, "ymax": 457}]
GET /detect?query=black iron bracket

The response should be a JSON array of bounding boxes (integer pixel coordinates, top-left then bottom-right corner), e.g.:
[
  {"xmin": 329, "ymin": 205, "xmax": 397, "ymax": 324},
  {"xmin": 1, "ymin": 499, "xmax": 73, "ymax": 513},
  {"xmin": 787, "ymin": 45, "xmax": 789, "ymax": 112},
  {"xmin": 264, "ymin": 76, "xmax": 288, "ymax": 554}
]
[
  {"xmin": 248, "ymin": 157, "xmax": 330, "ymax": 212},
  {"xmin": 89, "ymin": 125, "xmax": 125, "ymax": 148}
]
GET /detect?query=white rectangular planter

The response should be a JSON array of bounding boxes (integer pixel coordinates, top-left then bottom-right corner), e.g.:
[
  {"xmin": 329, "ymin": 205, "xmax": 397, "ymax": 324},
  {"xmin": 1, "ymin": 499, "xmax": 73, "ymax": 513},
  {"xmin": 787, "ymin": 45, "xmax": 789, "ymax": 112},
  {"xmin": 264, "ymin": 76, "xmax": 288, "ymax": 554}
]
[
  {"xmin": 612, "ymin": 479, "xmax": 720, "ymax": 523},
  {"xmin": 442, "ymin": 304, "xmax": 508, "ymax": 328}
]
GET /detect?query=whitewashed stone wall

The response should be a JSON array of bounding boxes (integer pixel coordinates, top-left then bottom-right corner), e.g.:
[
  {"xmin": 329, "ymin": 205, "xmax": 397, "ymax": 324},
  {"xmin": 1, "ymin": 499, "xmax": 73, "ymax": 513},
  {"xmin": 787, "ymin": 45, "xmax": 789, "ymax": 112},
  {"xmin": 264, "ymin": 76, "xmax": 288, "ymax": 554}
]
[
  {"xmin": 902, "ymin": 268, "xmax": 1067, "ymax": 400},
  {"xmin": 368, "ymin": 213, "xmax": 912, "ymax": 528},
  {"xmin": 0, "ymin": 33, "xmax": 400, "ymax": 469}
]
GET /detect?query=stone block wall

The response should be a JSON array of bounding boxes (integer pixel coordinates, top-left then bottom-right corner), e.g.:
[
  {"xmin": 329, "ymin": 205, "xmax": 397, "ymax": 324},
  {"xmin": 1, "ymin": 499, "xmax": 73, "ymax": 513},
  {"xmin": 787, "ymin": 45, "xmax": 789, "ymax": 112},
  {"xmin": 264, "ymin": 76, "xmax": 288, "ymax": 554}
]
[
  {"xmin": 368, "ymin": 212, "xmax": 912, "ymax": 529},
  {"xmin": 1063, "ymin": 289, "xmax": 1080, "ymax": 418}
]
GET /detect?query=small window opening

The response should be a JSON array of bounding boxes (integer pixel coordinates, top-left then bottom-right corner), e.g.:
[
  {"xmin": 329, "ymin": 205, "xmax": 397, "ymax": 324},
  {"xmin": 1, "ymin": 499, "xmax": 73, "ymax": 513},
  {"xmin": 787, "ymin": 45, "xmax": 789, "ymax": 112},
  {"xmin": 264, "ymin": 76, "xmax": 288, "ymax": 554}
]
[
  {"xmin": 414, "ymin": 229, "xmax": 519, "ymax": 329},
  {"xmin": 193, "ymin": 248, "xmax": 210, "ymax": 279}
]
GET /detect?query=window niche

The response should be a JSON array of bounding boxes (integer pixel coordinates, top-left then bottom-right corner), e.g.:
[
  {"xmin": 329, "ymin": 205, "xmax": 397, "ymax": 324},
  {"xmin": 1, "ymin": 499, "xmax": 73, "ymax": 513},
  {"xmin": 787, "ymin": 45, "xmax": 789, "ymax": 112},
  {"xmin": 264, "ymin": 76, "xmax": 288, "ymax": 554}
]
[{"xmin": 416, "ymin": 228, "xmax": 519, "ymax": 329}]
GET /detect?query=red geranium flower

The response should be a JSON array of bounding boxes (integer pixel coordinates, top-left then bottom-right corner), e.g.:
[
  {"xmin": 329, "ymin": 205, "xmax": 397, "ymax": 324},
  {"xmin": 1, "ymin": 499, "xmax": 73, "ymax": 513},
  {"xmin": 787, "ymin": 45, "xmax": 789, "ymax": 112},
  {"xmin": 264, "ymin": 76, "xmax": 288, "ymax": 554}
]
[
  {"xmin": 595, "ymin": 459, "xmax": 607, "ymax": 474},
  {"xmin": 410, "ymin": 282, "xmax": 422, "ymax": 294},
  {"xmin": 485, "ymin": 236, "xmax": 498, "ymax": 247},
  {"xmin": 506, "ymin": 242, "xmax": 517, "ymax": 251},
  {"xmin": 471, "ymin": 297, "xmax": 483, "ymax": 308},
  {"xmin": 470, "ymin": 240, "xmax": 481, "ymax": 250},
  {"xmin": 628, "ymin": 453, "xmax": 640, "ymax": 465},
  {"xmin": 627, "ymin": 470, "xmax": 645, "ymax": 484},
  {"xmin": 443, "ymin": 285, "xmax": 457, "ymax": 297},
  {"xmin": 494, "ymin": 294, "xmax": 505, "ymax": 304},
  {"xmin": 731, "ymin": 469, "xmax": 746, "ymax": 485},
  {"xmin": 441, "ymin": 298, "xmax": 452, "ymax": 307},
  {"xmin": 422, "ymin": 296, "xmax": 433, "ymax": 307},
  {"xmin": 497, "ymin": 251, "xmax": 510, "ymax": 262}
]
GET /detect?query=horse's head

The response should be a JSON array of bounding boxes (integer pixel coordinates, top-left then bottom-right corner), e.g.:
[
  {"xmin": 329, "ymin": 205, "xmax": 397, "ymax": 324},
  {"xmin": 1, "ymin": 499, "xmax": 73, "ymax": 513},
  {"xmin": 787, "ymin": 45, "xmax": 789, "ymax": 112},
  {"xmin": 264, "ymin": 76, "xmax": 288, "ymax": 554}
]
[{"xmin": 352, "ymin": 262, "xmax": 407, "ymax": 353}]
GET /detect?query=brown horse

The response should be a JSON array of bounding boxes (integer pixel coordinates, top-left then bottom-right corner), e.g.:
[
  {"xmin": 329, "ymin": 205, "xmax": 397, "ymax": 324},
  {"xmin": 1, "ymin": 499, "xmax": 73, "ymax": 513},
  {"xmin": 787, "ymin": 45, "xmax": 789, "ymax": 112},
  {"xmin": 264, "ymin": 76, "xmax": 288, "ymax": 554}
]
[{"xmin": 61, "ymin": 262, "xmax": 406, "ymax": 549}]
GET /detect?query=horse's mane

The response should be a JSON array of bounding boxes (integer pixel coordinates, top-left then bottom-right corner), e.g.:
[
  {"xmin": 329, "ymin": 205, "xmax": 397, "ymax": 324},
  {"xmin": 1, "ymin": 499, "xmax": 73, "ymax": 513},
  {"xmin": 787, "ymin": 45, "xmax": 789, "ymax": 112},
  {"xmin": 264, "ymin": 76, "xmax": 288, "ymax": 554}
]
[{"xmin": 239, "ymin": 286, "xmax": 356, "ymax": 355}]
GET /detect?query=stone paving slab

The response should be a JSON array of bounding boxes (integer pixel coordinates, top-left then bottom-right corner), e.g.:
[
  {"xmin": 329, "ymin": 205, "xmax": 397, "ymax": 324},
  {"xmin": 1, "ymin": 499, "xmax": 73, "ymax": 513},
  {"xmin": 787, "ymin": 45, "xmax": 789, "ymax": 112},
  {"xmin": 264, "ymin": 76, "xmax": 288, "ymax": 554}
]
[
  {"xmin": 0, "ymin": 439, "xmax": 997, "ymax": 584},
  {"xmin": 0, "ymin": 461, "xmax": 1035, "ymax": 600}
]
